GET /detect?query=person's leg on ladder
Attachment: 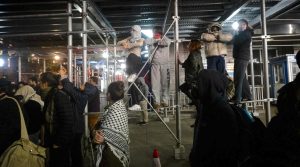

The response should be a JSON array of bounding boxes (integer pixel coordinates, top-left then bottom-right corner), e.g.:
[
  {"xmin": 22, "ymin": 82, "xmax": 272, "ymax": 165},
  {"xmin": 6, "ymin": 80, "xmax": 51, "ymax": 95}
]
[
  {"xmin": 161, "ymin": 65, "xmax": 170, "ymax": 107},
  {"xmin": 151, "ymin": 64, "xmax": 161, "ymax": 109}
]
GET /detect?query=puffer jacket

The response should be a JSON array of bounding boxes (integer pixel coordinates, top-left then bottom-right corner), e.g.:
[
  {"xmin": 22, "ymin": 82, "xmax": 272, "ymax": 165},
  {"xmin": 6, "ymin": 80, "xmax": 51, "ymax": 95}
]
[{"xmin": 201, "ymin": 32, "xmax": 232, "ymax": 57}]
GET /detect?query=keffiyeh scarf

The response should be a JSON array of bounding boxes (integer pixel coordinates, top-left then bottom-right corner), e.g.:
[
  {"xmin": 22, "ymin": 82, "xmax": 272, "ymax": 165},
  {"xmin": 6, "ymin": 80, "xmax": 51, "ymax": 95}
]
[{"xmin": 96, "ymin": 100, "xmax": 129, "ymax": 167}]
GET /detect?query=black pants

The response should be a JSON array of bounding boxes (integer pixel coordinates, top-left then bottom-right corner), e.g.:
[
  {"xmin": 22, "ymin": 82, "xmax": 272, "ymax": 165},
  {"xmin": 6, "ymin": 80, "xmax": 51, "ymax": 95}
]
[
  {"xmin": 234, "ymin": 59, "xmax": 252, "ymax": 102},
  {"xmin": 127, "ymin": 53, "xmax": 144, "ymax": 107},
  {"xmin": 50, "ymin": 146, "xmax": 71, "ymax": 167},
  {"xmin": 126, "ymin": 53, "xmax": 142, "ymax": 75},
  {"xmin": 70, "ymin": 133, "xmax": 83, "ymax": 167}
]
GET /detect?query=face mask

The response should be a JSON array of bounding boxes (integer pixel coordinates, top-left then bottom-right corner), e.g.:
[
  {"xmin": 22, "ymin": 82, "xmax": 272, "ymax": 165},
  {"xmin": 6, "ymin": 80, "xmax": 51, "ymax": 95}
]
[{"xmin": 153, "ymin": 33, "xmax": 161, "ymax": 39}]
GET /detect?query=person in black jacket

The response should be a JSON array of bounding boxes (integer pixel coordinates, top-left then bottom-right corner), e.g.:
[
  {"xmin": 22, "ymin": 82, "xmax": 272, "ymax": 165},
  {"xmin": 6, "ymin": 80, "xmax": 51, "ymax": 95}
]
[
  {"xmin": 232, "ymin": 19, "xmax": 254, "ymax": 104},
  {"xmin": 179, "ymin": 39, "xmax": 204, "ymax": 102},
  {"xmin": 82, "ymin": 76, "xmax": 100, "ymax": 129},
  {"xmin": 54, "ymin": 64, "xmax": 88, "ymax": 167},
  {"xmin": 189, "ymin": 70, "xmax": 239, "ymax": 167},
  {"xmin": 0, "ymin": 78, "xmax": 27, "ymax": 156},
  {"xmin": 40, "ymin": 72, "xmax": 74, "ymax": 167}
]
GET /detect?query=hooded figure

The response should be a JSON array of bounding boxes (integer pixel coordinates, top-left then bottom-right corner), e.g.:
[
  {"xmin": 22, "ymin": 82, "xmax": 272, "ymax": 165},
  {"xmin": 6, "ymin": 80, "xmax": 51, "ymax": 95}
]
[
  {"xmin": 15, "ymin": 85, "xmax": 44, "ymax": 143},
  {"xmin": 201, "ymin": 22, "xmax": 233, "ymax": 73},
  {"xmin": 189, "ymin": 70, "xmax": 239, "ymax": 167}
]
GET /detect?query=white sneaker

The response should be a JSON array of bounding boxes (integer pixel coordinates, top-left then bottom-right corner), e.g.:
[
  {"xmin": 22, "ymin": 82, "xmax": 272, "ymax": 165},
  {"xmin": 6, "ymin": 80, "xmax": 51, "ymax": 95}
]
[
  {"xmin": 128, "ymin": 104, "xmax": 141, "ymax": 111},
  {"xmin": 127, "ymin": 74, "xmax": 137, "ymax": 82}
]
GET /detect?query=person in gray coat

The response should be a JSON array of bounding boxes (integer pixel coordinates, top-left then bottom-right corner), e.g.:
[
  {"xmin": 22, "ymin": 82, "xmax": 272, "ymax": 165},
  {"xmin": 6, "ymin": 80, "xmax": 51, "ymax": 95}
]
[{"xmin": 145, "ymin": 26, "xmax": 171, "ymax": 109}]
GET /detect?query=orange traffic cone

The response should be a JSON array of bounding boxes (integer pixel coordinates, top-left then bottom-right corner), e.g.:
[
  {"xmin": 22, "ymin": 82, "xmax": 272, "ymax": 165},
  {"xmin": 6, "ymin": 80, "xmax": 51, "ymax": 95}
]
[{"xmin": 153, "ymin": 148, "xmax": 161, "ymax": 167}]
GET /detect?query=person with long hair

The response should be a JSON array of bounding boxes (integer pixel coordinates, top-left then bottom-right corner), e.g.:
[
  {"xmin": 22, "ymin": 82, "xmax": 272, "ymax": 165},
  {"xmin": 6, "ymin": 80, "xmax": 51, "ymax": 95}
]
[
  {"xmin": 179, "ymin": 39, "xmax": 204, "ymax": 102},
  {"xmin": 93, "ymin": 81, "xmax": 129, "ymax": 167},
  {"xmin": 232, "ymin": 19, "xmax": 254, "ymax": 104}
]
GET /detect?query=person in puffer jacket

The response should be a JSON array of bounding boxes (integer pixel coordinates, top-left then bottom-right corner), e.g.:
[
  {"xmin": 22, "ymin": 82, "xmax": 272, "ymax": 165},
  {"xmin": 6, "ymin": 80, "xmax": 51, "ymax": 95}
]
[{"xmin": 201, "ymin": 23, "xmax": 233, "ymax": 73}]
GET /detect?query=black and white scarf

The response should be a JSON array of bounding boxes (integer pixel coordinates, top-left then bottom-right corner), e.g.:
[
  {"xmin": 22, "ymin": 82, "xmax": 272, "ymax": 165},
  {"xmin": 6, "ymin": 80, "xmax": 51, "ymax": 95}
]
[{"xmin": 96, "ymin": 100, "xmax": 129, "ymax": 167}]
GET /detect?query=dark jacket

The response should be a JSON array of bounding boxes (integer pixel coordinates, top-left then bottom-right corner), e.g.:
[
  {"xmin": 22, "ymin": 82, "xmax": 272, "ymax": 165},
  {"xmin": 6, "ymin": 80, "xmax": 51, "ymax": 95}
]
[
  {"xmin": 190, "ymin": 70, "xmax": 239, "ymax": 167},
  {"xmin": 233, "ymin": 28, "xmax": 253, "ymax": 61},
  {"xmin": 84, "ymin": 83, "xmax": 100, "ymax": 113},
  {"xmin": 0, "ymin": 94, "xmax": 28, "ymax": 155},
  {"xmin": 182, "ymin": 50, "xmax": 204, "ymax": 84},
  {"xmin": 23, "ymin": 100, "xmax": 43, "ymax": 134},
  {"xmin": 43, "ymin": 88, "xmax": 74, "ymax": 147},
  {"xmin": 254, "ymin": 73, "xmax": 300, "ymax": 167},
  {"xmin": 61, "ymin": 78, "xmax": 88, "ymax": 134}
]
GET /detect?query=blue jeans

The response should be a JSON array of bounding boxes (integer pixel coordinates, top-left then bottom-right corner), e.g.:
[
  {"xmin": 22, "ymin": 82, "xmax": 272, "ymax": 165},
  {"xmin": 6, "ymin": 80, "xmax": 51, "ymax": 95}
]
[
  {"xmin": 234, "ymin": 59, "xmax": 252, "ymax": 103},
  {"xmin": 206, "ymin": 56, "xmax": 226, "ymax": 74}
]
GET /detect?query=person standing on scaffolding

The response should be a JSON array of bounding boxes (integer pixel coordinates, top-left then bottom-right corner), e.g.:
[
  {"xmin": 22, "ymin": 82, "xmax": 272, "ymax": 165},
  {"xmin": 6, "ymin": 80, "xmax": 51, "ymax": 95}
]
[
  {"xmin": 145, "ymin": 26, "xmax": 171, "ymax": 109},
  {"xmin": 118, "ymin": 25, "xmax": 148, "ymax": 112}
]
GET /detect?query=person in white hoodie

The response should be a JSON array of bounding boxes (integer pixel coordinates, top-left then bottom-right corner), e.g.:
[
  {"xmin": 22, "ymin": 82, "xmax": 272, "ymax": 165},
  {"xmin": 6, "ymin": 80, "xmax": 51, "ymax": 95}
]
[{"xmin": 201, "ymin": 23, "xmax": 232, "ymax": 74}]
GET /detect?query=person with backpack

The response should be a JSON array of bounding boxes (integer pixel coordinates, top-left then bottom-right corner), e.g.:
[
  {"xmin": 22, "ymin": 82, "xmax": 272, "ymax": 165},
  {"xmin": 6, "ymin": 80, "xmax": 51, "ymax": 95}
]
[{"xmin": 40, "ymin": 72, "xmax": 74, "ymax": 167}]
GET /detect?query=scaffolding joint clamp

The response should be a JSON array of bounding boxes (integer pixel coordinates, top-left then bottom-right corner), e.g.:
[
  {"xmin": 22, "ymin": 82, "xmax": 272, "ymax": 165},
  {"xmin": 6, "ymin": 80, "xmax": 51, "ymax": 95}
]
[
  {"xmin": 261, "ymin": 35, "xmax": 271, "ymax": 39},
  {"xmin": 172, "ymin": 16, "xmax": 180, "ymax": 20}
]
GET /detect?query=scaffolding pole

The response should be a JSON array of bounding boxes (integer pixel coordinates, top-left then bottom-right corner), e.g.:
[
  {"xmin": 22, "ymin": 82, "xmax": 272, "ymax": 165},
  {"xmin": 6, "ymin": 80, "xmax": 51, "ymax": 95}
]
[
  {"xmin": 106, "ymin": 37, "xmax": 109, "ymax": 90},
  {"xmin": 43, "ymin": 59, "xmax": 46, "ymax": 72},
  {"xmin": 174, "ymin": 0, "xmax": 185, "ymax": 160},
  {"xmin": 18, "ymin": 55, "xmax": 21, "ymax": 82},
  {"xmin": 250, "ymin": 42, "xmax": 256, "ymax": 112},
  {"xmin": 113, "ymin": 37, "xmax": 117, "ymax": 81},
  {"xmin": 261, "ymin": 0, "xmax": 271, "ymax": 123},
  {"xmin": 68, "ymin": 1, "xmax": 73, "ymax": 82},
  {"xmin": 82, "ymin": 0, "xmax": 89, "ymax": 137}
]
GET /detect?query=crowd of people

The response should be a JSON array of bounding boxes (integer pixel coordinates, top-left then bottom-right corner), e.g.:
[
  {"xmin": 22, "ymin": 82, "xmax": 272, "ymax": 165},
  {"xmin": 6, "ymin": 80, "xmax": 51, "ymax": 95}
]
[{"xmin": 1, "ymin": 18, "xmax": 300, "ymax": 167}]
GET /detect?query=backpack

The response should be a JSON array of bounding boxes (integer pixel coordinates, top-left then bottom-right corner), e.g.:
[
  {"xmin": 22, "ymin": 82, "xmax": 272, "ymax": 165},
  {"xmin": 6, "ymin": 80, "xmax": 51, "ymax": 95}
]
[{"xmin": 0, "ymin": 96, "xmax": 46, "ymax": 167}]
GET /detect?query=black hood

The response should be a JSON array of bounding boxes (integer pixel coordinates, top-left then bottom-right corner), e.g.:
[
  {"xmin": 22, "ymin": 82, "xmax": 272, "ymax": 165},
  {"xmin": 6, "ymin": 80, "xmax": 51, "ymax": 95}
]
[{"xmin": 191, "ymin": 70, "xmax": 228, "ymax": 104}]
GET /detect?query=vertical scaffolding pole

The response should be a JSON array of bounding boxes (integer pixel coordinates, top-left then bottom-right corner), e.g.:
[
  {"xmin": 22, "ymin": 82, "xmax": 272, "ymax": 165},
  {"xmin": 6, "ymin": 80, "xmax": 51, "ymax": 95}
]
[
  {"xmin": 261, "ymin": 0, "xmax": 271, "ymax": 122},
  {"xmin": 250, "ymin": 42, "xmax": 256, "ymax": 112},
  {"xmin": 68, "ymin": 1, "xmax": 73, "ymax": 82},
  {"xmin": 174, "ymin": 0, "xmax": 185, "ymax": 159},
  {"xmin": 43, "ymin": 59, "xmax": 46, "ymax": 72},
  {"xmin": 74, "ymin": 56, "xmax": 77, "ymax": 86},
  {"xmin": 106, "ymin": 37, "xmax": 109, "ymax": 89},
  {"xmin": 113, "ymin": 37, "xmax": 117, "ymax": 81},
  {"xmin": 82, "ymin": 0, "xmax": 89, "ymax": 137},
  {"xmin": 18, "ymin": 55, "xmax": 21, "ymax": 82}
]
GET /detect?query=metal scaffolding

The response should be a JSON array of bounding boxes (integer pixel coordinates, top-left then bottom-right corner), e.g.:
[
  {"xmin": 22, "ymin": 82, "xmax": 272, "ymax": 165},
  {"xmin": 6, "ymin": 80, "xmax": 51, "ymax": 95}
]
[{"xmin": 261, "ymin": 0, "xmax": 272, "ymax": 123}]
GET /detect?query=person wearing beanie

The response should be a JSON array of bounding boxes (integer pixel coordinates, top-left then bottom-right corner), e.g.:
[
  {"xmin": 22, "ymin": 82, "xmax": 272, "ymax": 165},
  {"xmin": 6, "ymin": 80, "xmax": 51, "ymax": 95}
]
[
  {"xmin": 201, "ymin": 22, "xmax": 233, "ymax": 74},
  {"xmin": 118, "ymin": 25, "xmax": 147, "ymax": 111},
  {"xmin": 232, "ymin": 19, "xmax": 254, "ymax": 104},
  {"xmin": 145, "ymin": 26, "xmax": 171, "ymax": 109}
]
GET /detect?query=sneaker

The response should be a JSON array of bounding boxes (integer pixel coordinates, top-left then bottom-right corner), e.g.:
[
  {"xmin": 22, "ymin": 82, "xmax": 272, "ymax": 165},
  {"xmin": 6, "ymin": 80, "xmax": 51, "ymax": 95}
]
[
  {"xmin": 128, "ymin": 104, "xmax": 141, "ymax": 111},
  {"xmin": 127, "ymin": 74, "xmax": 137, "ymax": 82},
  {"xmin": 137, "ymin": 121, "xmax": 148, "ymax": 126},
  {"xmin": 161, "ymin": 102, "xmax": 168, "ymax": 108}
]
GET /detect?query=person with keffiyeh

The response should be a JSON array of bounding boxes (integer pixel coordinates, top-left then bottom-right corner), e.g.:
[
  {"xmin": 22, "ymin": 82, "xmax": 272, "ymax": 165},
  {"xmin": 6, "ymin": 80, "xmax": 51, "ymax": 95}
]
[{"xmin": 93, "ymin": 81, "xmax": 129, "ymax": 167}]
